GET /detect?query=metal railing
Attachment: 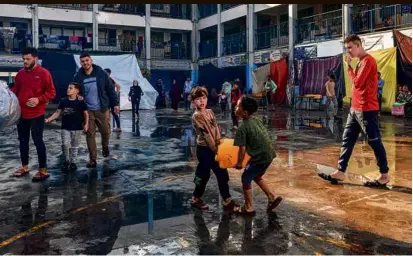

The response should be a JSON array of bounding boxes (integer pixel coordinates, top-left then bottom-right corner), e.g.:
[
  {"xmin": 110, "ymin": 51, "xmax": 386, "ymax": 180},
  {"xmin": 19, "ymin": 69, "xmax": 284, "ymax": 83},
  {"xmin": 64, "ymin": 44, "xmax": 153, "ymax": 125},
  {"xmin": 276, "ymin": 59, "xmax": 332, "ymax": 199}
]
[
  {"xmin": 150, "ymin": 4, "xmax": 191, "ymax": 19},
  {"xmin": 351, "ymin": 4, "xmax": 412, "ymax": 34},
  {"xmin": 199, "ymin": 39, "xmax": 217, "ymax": 59},
  {"xmin": 0, "ymin": 34, "xmax": 32, "ymax": 54},
  {"xmin": 222, "ymin": 31, "xmax": 246, "ymax": 55},
  {"xmin": 255, "ymin": 22, "xmax": 289, "ymax": 50},
  {"xmin": 38, "ymin": 4, "xmax": 92, "ymax": 11},
  {"xmin": 38, "ymin": 35, "xmax": 91, "ymax": 51},
  {"xmin": 99, "ymin": 4, "xmax": 145, "ymax": 15},
  {"xmin": 151, "ymin": 41, "xmax": 190, "ymax": 59},
  {"xmin": 296, "ymin": 9, "xmax": 342, "ymax": 43},
  {"xmin": 221, "ymin": 4, "xmax": 242, "ymax": 11},
  {"xmin": 98, "ymin": 38, "xmax": 146, "ymax": 58},
  {"xmin": 198, "ymin": 4, "xmax": 218, "ymax": 19}
]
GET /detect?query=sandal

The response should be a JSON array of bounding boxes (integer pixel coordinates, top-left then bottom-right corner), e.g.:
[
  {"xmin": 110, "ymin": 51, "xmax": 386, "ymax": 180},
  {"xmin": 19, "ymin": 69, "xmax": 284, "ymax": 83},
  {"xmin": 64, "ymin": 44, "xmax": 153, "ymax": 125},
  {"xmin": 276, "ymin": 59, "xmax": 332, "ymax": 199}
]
[
  {"xmin": 364, "ymin": 180, "xmax": 389, "ymax": 188},
  {"xmin": 267, "ymin": 196, "xmax": 283, "ymax": 212},
  {"xmin": 235, "ymin": 205, "xmax": 256, "ymax": 216},
  {"xmin": 32, "ymin": 170, "xmax": 50, "ymax": 182},
  {"xmin": 223, "ymin": 199, "xmax": 240, "ymax": 212},
  {"xmin": 86, "ymin": 160, "xmax": 97, "ymax": 168},
  {"xmin": 13, "ymin": 167, "xmax": 30, "ymax": 177},
  {"xmin": 318, "ymin": 173, "xmax": 343, "ymax": 185},
  {"xmin": 191, "ymin": 198, "xmax": 209, "ymax": 210}
]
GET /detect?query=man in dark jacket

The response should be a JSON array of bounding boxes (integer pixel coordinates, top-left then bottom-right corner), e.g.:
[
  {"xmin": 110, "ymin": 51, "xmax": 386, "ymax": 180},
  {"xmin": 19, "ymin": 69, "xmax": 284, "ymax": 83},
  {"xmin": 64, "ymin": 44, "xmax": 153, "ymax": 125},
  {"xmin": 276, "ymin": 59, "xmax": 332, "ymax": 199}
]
[{"xmin": 73, "ymin": 52, "xmax": 119, "ymax": 168}]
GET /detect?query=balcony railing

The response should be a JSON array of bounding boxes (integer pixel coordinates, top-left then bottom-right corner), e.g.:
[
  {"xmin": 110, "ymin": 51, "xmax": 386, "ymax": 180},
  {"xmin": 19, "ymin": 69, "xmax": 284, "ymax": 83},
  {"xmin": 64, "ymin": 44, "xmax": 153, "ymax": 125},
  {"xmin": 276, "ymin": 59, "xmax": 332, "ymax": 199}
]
[
  {"xmin": 0, "ymin": 30, "xmax": 32, "ymax": 54},
  {"xmin": 221, "ymin": 4, "xmax": 242, "ymax": 11},
  {"xmin": 98, "ymin": 38, "xmax": 146, "ymax": 58},
  {"xmin": 38, "ymin": 4, "xmax": 92, "ymax": 11},
  {"xmin": 351, "ymin": 4, "xmax": 412, "ymax": 34},
  {"xmin": 255, "ymin": 22, "xmax": 289, "ymax": 50},
  {"xmin": 222, "ymin": 31, "xmax": 246, "ymax": 55},
  {"xmin": 99, "ymin": 4, "xmax": 145, "ymax": 15},
  {"xmin": 151, "ymin": 41, "xmax": 190, "ymax": 59},
  {"xmin": 150, "ymin": 4, "xmax": 191, "ymax": 19},
  {"xmin": 199, "ymin": 39, "xmax": 217, "ymax": 59},
  {"xmin": 296, "ymin": 9, "xmax": 342, "ymax": 44},
  {"xmin": 198, "ymin": 4, "xmax": 218, "ymax": 19},
  {"xmin": 39, "ymin": 35, "xmax": 92, "ymax": 51}
]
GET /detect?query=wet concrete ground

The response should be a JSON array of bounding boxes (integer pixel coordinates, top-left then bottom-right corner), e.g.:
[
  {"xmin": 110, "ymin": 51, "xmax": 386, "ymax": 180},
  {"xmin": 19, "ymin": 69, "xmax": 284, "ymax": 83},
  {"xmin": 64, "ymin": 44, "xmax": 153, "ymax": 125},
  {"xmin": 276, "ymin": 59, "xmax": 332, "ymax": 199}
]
[{"xmin": 0, "ymin": 107, "xmax": 411, "ymax": 255}]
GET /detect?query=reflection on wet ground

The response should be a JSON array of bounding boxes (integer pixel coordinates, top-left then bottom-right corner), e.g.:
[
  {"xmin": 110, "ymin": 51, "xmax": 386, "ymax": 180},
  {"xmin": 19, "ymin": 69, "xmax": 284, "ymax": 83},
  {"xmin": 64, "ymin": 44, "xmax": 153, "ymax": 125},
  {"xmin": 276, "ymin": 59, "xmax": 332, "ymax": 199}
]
[{"xmin": 0, "ymin": 108, "xmax": 411, "ymax": 254}]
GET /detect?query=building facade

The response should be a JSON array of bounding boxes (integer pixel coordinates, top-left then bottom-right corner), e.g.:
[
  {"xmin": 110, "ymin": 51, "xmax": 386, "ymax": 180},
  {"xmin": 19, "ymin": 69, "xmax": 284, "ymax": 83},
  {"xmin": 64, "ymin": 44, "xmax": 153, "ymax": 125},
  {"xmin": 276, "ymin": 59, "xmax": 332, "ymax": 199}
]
[{"xmin": 0, "ymin": 4, "xmax": 411, "ymax": 89}]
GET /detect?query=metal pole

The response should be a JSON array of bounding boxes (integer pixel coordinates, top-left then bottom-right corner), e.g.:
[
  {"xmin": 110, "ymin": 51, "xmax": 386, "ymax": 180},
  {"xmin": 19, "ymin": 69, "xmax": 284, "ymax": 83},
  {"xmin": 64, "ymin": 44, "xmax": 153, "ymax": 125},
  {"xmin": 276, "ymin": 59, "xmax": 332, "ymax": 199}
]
[
  {"xmin": 92, "ymin": 4, "xmax": 98, "ymax": 51},
  {"xmin": 145, "ymin": 4, "xmax": 151, "ymax": 70},
  {"xmin": 32, "ymin": 4, "xmax": 39, "ymax": 48}
]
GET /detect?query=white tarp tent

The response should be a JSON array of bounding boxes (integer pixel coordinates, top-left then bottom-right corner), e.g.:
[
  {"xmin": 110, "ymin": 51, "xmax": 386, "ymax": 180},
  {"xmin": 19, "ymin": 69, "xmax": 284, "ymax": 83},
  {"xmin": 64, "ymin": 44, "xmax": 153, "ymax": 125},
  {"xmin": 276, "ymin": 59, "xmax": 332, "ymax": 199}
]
[{"xmin": 73, "ymin": 54, "xmax": 158, "ymax": 110}]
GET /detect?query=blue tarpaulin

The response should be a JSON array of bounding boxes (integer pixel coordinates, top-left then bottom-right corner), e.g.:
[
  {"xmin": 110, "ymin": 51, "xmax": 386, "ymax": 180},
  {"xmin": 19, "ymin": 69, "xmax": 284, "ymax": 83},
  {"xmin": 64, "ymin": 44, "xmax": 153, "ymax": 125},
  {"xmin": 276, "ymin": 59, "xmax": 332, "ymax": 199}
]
[
  {"xmin": 37, "ymin": 51, "xmax": 78, "ymax": 103},
  {"xmin": 198, "ymin": 64, "xmax": 246, "ymax": 93}
]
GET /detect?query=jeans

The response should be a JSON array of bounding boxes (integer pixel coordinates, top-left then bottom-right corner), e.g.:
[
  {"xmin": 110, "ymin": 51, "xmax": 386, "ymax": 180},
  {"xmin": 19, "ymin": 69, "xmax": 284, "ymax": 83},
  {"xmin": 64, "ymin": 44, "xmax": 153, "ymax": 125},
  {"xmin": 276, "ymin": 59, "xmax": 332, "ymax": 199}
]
[
  {"xmin": 231, "ymin": 103, "xmax": 238, "ymax": 127},
  {"xmin": 132, "ymin": 99, "xmax": 141, "ymax": 118},
  {"xmin": 61, "ymin": 129, "xmax": 82, "ymax": 163},
  {"xmin": 86, "ymin": 110, "xmax": 110, "ymax": 161},
  {"xmin": 17, "ymin": 115, "xmax": 47, "ymax": 168},
  {"xmin": 111, "ymin": 106, "xmax": 120, "ymax": 129},
  {"xmin": 242, "ymin": 161, "xmax": 271, "ymax": 186},
  {"xmin": 326, "ymin": 96, "xmax": 338, "ymax": 117},
  {"xmin": 184, "ymin": 93, "xmax": 190, "ymax": 109},
  {"xmin": 193, "ymin": 146, "xmax": 231, "ymax": 200},
  {"xmin": 378, "ymin": 95, "xmax": 383, "ymax": 112},
  {"xmin": 338, "ymin": 110, "xmax": 389, "ymax": 174}
]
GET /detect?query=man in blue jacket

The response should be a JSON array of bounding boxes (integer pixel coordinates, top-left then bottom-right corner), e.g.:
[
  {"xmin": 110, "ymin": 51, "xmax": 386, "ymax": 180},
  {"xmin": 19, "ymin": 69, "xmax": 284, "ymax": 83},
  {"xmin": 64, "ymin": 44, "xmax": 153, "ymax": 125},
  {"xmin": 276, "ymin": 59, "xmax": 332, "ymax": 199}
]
[{"xmin": 73, "ymin": 52, "xmax": 119, "ymax": 168}]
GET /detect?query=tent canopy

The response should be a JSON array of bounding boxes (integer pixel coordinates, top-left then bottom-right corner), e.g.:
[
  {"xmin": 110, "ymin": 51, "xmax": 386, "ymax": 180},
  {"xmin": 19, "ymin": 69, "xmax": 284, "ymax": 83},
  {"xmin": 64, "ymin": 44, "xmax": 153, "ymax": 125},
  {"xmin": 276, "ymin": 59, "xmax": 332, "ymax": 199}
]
[
  {"xmin": 73, "ymin": 54, "xmax": 157, "ymax": 110},
  {"xmin": 393, "ymin": 29, "xmax": 412, "ymax": 89},
  {"xmin": 295, "ymin": 55, "xmax": 346, "ymax": 100}
]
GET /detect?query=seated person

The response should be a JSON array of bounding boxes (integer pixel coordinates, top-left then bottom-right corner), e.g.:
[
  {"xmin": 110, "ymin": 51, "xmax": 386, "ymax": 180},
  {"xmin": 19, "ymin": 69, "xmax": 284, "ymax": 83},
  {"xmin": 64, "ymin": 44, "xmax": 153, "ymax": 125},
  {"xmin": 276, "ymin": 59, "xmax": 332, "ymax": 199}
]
[{"xmin": 393, "ymin": 85, "xmax": 412, "ymax": 117}]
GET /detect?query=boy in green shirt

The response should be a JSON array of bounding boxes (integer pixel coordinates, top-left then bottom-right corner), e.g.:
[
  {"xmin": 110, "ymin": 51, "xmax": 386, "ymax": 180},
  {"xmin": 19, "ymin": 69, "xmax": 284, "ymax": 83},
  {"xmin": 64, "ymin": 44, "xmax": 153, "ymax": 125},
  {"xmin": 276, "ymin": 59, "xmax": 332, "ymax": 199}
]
[{"xmin": 234, "ymin": 96, "xmax": 283, "ymax": 215}]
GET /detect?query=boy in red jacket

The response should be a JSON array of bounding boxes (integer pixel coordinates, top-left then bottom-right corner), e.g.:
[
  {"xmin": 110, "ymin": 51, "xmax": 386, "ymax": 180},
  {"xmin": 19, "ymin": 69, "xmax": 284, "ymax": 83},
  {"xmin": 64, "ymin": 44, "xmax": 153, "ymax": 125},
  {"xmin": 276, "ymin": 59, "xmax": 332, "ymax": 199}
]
[
  {"xmin": 11, "ymin": 47, "xmax": 56, "ymax": 182},
  {"xmin": 319, "ymin": 35, "xmax": 389, "ymax": 188}
]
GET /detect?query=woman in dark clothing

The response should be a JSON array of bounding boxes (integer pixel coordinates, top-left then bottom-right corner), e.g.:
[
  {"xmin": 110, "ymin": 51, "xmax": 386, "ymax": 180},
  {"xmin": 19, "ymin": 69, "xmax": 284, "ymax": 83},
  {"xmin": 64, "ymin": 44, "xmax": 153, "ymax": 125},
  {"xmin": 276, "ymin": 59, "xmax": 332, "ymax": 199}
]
[
  {"xmin": 169, "ymin": 78, "xmax": 182, "ymax": 112},
  {"xmin": 128, "ymin": 80, "xmax": 144, "ymax": 119},
  {"xmin": 230, "ymin": 82, "xmax": 242, "ymax": 129},
  {"xmin": 155, "ymin": 79, "xmax": 166, "ymax": 109}
]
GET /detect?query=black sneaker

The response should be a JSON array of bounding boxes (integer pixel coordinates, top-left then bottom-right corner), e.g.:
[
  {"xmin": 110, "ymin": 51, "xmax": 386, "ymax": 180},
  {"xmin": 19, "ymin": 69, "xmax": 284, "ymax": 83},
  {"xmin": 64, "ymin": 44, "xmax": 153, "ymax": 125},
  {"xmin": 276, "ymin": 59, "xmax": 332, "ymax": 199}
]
[
  {"xmin": 102, "ymin": 148, "xmax": 110, "ymax": 158},
  {"xmin": 61, "ymin": 161, "xmax": 70, "ymax": 171},
  {"xmin": 86, "ymin": 160, "xmax": 97, "ymax": 168},
  {"xmin": 69, "ymin": 163, "xmax": 77, "ymax": 171},
  {"xmin": 191, "ymin": 198, "xmax": 209, "ymax": 210}
]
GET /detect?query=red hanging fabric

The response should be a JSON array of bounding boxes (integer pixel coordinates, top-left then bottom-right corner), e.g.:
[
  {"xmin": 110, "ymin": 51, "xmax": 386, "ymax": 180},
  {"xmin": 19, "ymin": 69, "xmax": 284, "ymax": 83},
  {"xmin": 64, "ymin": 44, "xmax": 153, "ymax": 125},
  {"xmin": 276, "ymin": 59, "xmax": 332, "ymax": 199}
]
[{"xmin": 270, "ymin": 57, "xmax": 288, "ymax": 106}]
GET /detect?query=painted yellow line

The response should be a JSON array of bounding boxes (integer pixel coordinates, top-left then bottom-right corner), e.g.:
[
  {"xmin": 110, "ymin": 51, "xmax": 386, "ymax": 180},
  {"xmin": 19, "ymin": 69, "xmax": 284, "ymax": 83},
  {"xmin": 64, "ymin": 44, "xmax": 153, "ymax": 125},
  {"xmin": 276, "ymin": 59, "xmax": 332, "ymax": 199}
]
[
  {"xmin": 0, "ymin": 174, "xmax": 190, "ymax": 248},
  {"xmin": 0, "ymin": 221, "xmax": 56, "ymax": 247}
]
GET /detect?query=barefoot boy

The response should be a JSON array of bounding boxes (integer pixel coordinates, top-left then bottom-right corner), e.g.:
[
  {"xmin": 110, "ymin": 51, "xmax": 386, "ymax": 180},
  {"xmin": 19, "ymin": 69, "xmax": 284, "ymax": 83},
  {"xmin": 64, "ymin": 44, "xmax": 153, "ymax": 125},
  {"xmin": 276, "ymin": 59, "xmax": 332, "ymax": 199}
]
[{"xmin": 234, "ymin": 96, "xmax": 282, "ymax": 215}]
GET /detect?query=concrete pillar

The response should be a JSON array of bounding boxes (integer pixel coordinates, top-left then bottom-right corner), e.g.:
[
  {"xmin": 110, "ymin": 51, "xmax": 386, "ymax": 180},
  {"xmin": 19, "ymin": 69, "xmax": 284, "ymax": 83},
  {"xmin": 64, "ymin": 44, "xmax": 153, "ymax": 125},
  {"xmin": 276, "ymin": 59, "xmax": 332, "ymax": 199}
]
[
  {"xmin": 217, "ymin": 4, "xmax": 223, "ymax": 58},
  {"xmin": 191, "ymin": 4, "xmax": 199, "ymax": 85},
  {"xmin": 246, "ymin": 4, "xmax": 255, "ymax": 94},
  {"xmin": 342, "ymin": 4, "xmax": 352, "ymax": 38},
  {"xmin": 31, "ymin": 4, "xmax": 39, "ymax": 48},
  {"xmin": 145, "ymin": 4, "xmax": 151, "ymax": 70},
  {"xmin": 92, "ymin": 4, "xmax": 99, "ymax": 51},
  {"xmin": 276, "ymin": 10, "xmax": 281, "ymax": 46},
  {"xmin": 288, "ymin": 4, "xmax": 297, "ymax": 68}
]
